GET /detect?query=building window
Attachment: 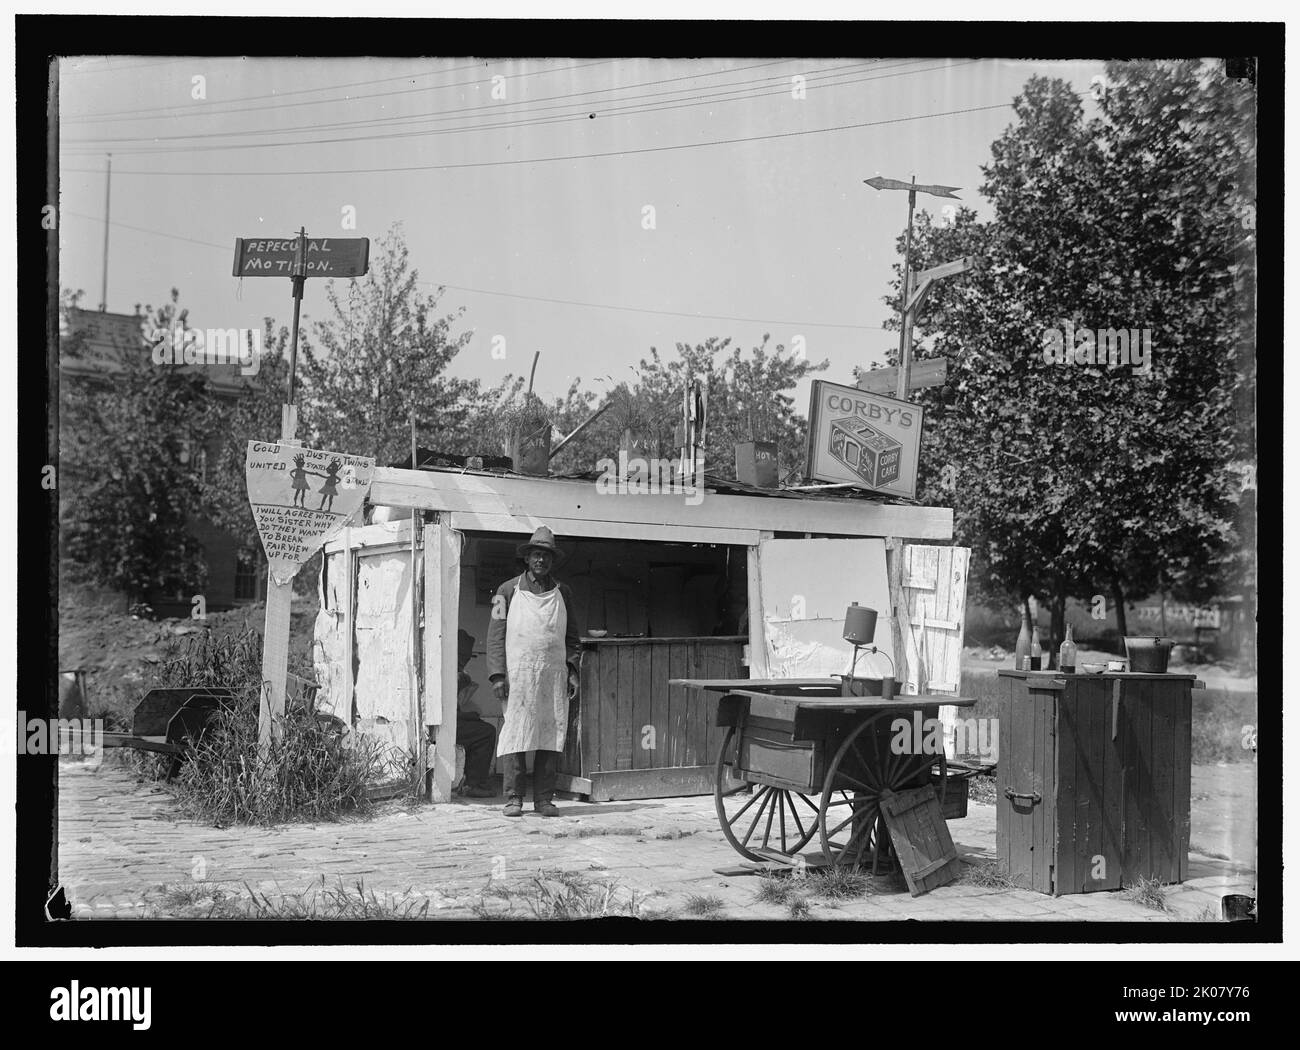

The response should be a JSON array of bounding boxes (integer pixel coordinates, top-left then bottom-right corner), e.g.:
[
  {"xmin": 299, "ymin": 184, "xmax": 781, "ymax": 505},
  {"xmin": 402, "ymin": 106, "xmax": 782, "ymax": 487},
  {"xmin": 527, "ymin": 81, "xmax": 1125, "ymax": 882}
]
[{"xmin": 235, "ymin": 549, "xmax": 262, "ymax": 602}]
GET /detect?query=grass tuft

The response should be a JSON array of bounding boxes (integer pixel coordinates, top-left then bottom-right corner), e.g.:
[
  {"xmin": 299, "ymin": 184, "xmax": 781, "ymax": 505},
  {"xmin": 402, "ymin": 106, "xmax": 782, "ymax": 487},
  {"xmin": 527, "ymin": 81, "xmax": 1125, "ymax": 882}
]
[
  {"xmin": 1124, "ymin": 875, "xmax": 1170, "ymax": 913},
  {"xmin": 473, "ymin": 869, "xmax": 649, "ymax": 920},
  {"xmin": 805, "ymin": 867, "xmax": 874, "ymax": 900},
  {"xmin": 144, "ymin": 877, "xmax": 433, "ymax": 919},
  {"xmin": 754, "ymin": 872, "xmax": 795, "ymax": 905},
  {"xmin": 956, "ymin": 859, "xmax": 1020, "ymax": 889},
  {"xmin": 787, "ymin": 895, "xmax": 811, "ymax": 919},
  {"xmin": 683, "ymin": 894, "xmax": 726, "ymax": 916}
]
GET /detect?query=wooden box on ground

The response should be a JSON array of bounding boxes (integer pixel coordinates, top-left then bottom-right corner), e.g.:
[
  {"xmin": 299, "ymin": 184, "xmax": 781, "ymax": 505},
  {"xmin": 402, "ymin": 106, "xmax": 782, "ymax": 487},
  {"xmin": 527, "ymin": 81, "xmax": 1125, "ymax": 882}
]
[
  {"xmin": 996, "ymin": 670, "xmax": 1194, "ymax": 896},
  {"xmin": 557, "ymin": 636, "xmax": 746, "ymax": 801}
]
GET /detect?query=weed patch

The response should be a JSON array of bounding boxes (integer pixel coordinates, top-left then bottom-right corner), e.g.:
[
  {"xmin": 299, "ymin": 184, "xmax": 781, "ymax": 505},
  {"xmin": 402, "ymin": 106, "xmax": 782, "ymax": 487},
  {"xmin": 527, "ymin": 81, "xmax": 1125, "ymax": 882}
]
[
  {"xmin": 683, "ymin": 894, "xmax": 726, "ymax": 916},
  {"xmin": 1124, "ymin": 875, "xmax": 1170, "ymax": 913}
]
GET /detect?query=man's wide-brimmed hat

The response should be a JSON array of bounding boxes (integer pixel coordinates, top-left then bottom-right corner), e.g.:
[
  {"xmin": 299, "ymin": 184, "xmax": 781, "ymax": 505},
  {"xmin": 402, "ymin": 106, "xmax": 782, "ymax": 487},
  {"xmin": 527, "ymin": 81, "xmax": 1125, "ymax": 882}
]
[{"xmin": 516, "ymin": 525, "xmax": 566, "ymax": 564}]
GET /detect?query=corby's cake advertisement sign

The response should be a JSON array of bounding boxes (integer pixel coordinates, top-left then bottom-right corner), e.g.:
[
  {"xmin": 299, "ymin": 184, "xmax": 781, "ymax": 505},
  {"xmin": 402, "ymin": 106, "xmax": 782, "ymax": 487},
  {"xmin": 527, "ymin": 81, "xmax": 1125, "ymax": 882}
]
[{"xmin": 805, "ymin": 379, "xmax": 924, "ymax": 499}]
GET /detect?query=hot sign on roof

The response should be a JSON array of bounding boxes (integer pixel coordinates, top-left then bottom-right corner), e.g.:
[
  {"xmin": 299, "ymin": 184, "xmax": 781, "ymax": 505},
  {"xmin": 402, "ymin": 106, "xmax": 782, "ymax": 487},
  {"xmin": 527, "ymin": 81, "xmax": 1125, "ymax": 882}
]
[{"xmin": 805, "ymin": 379, "xmax": 924, "ymax": 498}]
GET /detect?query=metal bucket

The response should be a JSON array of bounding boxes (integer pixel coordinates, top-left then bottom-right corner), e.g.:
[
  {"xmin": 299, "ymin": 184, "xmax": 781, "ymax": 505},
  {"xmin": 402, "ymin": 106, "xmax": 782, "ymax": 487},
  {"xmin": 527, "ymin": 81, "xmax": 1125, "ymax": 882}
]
[{"xmin": 1124, "ymin": 636, "xmax": 1173, "ymax": 674}]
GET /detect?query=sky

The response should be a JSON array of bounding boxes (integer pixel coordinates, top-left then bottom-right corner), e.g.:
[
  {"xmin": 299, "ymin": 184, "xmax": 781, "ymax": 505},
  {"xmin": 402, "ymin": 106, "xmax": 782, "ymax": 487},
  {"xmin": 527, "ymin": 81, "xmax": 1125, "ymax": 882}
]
[{"xmin": 58, "ymin": 55, "xmax": 1105, "ymax": 415}]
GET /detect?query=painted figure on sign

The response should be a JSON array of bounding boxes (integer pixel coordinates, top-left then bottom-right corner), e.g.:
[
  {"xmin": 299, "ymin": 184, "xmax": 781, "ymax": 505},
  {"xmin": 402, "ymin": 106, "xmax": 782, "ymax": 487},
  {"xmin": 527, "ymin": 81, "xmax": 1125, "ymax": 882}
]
[
  {"xmin": 289, "ymin": 453, "xmax": 311, "ymax": 507},
  {"xmin": 317, "ymin": 458, "xmax": 342, "ymax": 512},
  {"xmin": 486, "ymin": 526, "xmax": 581, "ymax": 819}
]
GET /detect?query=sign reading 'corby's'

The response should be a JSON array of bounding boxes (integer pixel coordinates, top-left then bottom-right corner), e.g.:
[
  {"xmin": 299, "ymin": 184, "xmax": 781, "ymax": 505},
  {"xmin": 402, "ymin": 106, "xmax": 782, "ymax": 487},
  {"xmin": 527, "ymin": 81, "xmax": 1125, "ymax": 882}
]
[
  {"xmin": 246, "ymin": 441, "xmax": 375, "ymax": 585},
  {"xmin": 805, "ymin": 379, "xmax": 924, "ymax": 499},
  {"xmin": 232, "ymin": 237, "xmax": 369, "ymax": 279}
]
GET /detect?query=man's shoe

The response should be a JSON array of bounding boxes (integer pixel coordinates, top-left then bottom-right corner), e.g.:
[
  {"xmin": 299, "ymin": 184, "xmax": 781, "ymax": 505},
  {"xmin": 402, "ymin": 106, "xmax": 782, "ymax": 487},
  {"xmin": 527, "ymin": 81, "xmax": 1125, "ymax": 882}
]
[
  {"xmin": 503, "ymin": 799, "xmax": 523, "ymax": 817},
  {"xmin": 534, "ymin": 800, "xmax": 560, "ymax": 817},
  {"xmin": 463, "ymin": 784, "xmax": 496, "ymax": 798}
]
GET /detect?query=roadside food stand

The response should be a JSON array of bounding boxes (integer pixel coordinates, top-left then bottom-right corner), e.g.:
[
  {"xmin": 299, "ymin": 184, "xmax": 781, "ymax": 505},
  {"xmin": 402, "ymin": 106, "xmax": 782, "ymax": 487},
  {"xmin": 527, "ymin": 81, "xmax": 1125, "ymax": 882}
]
[{"xmin": 311, "ymin": 463, "xmax": 970, "ymax": 803}]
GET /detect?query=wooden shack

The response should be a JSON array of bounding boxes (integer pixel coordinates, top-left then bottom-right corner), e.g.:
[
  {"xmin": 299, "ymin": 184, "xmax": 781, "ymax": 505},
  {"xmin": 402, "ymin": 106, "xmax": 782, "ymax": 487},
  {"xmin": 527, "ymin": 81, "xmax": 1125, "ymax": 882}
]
[{"xmin": 311, "ymin": 465, "xmax": 968, "ymax": 801}]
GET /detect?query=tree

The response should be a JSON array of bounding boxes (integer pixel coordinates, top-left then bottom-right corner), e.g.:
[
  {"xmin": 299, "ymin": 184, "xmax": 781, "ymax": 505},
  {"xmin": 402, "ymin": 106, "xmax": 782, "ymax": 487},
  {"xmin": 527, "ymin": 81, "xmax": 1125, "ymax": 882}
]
[
  {"xmin": 298, "ymin": 223, "xmax": 476, "ymax": 464},
  {"xmin": 60, "ymin": 289, "xmax": 213, "ymax": 606},
  {"xmin": 892, "ymin": 62, "xmax": 1254, "ymax": 651},
  {"xmin": 200, "ymin": 315, "xmax": 294, "ymax": 551},
  {"xmin": 624, "ymin": 335, "xmax": 828, "ymax": 482}
]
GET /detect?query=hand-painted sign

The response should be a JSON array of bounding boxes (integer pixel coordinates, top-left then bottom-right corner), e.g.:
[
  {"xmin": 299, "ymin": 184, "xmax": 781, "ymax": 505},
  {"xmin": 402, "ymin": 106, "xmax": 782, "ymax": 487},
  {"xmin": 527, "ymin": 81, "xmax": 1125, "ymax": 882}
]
[
  {"xmin": 805, "ymin": 379, "xmax": 924, "ymax": 499},
  {"xmin": 232, "ymin": 237, "xmax": 369, "ymax": 279},
  {"xmin": 246, "ymin": 441, "xmax": 375, "ymax": 585}
]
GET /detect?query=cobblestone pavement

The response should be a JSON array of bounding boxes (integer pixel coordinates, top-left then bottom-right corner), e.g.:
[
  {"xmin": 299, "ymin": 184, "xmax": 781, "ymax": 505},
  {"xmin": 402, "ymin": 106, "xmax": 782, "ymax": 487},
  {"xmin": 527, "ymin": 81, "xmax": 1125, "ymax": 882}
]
[{"xmin": 56, "ymin": 758, "xmax": 1257, "ymax": 924}]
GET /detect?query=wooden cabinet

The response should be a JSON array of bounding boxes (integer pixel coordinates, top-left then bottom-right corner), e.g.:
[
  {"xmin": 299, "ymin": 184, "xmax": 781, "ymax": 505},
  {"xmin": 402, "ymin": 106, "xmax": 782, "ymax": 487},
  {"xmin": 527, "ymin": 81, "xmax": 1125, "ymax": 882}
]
[
  {"xmin": 997, "ymin": 670, "xmax": 1194, "ymax": 895},
  {"xmin": 556, "ymin": 636, "xmax": 746, "ymax": 801}
]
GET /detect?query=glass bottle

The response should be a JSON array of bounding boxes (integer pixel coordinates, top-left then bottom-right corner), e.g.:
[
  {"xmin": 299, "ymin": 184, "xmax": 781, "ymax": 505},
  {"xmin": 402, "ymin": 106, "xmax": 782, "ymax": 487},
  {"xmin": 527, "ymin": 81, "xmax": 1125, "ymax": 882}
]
[
  {"xmin": 1015, "ymin": 607, "xmax": 1033, "ymax": 671},
  {"xmin": 1059, "ymin": 623, "xmax": 1078, "ymax": 674},
  {"xmin": 1030, "ymin": 626, "xmax": 1043, "ymax": 671}
]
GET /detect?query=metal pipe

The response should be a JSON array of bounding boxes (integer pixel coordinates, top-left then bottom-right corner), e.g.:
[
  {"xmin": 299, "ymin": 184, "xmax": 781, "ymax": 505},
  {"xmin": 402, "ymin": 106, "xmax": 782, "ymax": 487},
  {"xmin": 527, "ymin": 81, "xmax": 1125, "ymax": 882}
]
[{"xmin": 548, "ymin": 399, "xmax": 611, "ymax": 460}]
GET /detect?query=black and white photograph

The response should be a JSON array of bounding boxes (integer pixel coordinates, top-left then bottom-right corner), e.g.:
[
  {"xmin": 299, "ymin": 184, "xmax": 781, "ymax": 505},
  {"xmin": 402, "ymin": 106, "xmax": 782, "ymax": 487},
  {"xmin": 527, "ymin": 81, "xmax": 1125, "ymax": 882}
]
[{"xmin": 13, "ymin": 9, "xmax": 1280, "ymax": 972}]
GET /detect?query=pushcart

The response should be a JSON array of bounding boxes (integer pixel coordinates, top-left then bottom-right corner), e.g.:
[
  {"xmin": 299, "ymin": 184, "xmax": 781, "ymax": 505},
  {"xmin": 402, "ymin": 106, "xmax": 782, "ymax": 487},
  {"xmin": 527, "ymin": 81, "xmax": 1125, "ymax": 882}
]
[{"xmin": 674, "ymin": 678, "xmax": 976, "ymax": 874}]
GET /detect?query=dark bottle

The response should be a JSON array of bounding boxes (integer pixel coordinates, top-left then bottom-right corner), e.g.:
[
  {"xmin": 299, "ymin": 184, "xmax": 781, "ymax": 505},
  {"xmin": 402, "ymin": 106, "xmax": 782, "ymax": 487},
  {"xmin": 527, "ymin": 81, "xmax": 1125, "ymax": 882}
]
[
  {"xmin": 1059, "ymin": 624, "xmax": 1078, "ymax": 674},
  {"xmin": 1015, "ymin": 607, "xmax": 1033, "ymax": 671}
]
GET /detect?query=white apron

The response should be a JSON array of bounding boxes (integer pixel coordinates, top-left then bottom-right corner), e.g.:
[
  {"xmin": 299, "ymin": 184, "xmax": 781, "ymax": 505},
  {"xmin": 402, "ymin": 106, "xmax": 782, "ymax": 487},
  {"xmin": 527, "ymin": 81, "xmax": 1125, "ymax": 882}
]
[{"xmin": 496, "ymin": 578, "xmax": 569, "ymax": 755}]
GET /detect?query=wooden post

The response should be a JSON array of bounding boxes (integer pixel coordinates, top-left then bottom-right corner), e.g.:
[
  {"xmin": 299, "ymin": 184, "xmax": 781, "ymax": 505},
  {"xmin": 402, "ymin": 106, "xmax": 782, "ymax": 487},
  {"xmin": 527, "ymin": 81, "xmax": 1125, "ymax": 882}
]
[
  {"xmin": 258, "ymin": 230, "xmax": 308, "ymax": 754},
  {"xmin": 745, "ymin": 533, "xmax": 775, "ymax": 677},
  {"xmin": 424, "ymin": 519, "xmax": 461, "ymax": 802},
  {"xmin": 410, "ymin": 410, "xmax": 426, "ymax": 795},
  {"xmin": 896, "ymin": 177, "xmax": 917, "ymax": 401}
]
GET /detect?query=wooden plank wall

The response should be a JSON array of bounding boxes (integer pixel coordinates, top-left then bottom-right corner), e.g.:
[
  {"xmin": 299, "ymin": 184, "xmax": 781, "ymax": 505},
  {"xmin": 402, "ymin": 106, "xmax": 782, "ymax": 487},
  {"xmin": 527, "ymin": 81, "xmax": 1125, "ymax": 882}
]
[{"xmin": 561, "ymin": 638, "xmax": 744, "ymax": 780}]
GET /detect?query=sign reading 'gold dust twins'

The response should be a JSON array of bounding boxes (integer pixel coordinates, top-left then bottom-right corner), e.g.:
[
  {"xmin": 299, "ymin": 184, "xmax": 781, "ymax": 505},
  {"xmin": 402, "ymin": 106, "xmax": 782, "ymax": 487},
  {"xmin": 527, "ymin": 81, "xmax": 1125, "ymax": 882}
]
[{"xmin": 245, "ymin": 441, "xmax": 375, "ymax": 586}]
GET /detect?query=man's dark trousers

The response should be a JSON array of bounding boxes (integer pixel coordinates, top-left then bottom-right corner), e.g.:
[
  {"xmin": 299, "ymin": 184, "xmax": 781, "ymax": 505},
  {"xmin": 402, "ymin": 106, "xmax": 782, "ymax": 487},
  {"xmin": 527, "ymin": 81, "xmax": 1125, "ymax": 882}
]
[
  {"xmin": 456, "ymin": 715, "xmax": 496, "ymax": 788},
  {"xmin": 501, "ymin": 750, "xmax": 559, "ymax": 803}
]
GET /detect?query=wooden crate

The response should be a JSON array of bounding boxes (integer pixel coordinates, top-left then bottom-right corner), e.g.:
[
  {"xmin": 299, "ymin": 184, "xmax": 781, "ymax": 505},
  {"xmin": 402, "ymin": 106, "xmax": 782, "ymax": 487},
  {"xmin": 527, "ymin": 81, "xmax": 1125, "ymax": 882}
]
[
  {"xmin": 736, "ymin": 714, "xmax": 823, "ymax": 793},
  {"xmin": 996, "ymin": 670, "xmax": 1194, "ymax": 895}
]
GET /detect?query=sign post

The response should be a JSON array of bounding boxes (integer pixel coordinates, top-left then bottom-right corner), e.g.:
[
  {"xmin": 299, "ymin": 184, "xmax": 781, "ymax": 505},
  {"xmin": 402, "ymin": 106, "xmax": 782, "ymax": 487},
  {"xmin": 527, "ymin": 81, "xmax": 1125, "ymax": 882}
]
[
  {"xmin": 233, "ymin": 229, "xmax": 370, "ymax": 752},
  {"xmin": 863, "ymin": 176, "xmax": 968, "ymax": 400}
]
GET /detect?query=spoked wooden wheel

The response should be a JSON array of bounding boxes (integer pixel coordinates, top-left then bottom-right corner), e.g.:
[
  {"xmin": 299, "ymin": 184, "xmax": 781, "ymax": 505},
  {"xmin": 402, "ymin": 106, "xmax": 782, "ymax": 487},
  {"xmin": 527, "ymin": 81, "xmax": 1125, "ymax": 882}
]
[
  {"xmin": 818, "ymin": 713, "xmax": 946, "ymax": 874},
  {"xmin": 714, "ymin": 725, "xmax": 822, "ymax": 862}
]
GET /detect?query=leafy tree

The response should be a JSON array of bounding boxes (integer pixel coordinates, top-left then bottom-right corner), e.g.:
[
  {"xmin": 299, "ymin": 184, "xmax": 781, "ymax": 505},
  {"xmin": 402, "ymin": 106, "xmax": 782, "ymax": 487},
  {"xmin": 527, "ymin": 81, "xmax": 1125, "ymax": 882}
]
[
  {"xmin": 298, "ymin": 223, "xmax": 476, "ymax": 464},
  {"xmin": 890, "ymin": 62, "xmax": 1254, "ymax": 651},
  {"xmin": 60, "ymin": 289, "xmax": 213, "ymax": 607}
]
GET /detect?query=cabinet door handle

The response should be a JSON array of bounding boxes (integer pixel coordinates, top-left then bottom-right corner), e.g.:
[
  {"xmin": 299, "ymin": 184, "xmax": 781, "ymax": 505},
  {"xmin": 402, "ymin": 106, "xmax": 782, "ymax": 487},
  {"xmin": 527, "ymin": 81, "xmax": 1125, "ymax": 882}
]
[
  {"xmin": 1004, "ymin": 788, "xmax": 1041, "ymax": 804},
  {"xmin": 1112, "ymin": 680, "xmax": 1121, "ymax": 741}
]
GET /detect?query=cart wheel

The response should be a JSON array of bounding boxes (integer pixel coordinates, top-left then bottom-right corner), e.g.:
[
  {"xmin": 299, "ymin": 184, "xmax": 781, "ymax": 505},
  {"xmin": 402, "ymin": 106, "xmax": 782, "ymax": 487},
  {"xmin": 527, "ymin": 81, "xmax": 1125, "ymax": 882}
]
[
  {"xmin": 817, "ymin": 712, "xmax": 936, "ymax": 873},
  {"xmin": 714, "ymin": 725, "xmax": 821, "ymax": 862}
]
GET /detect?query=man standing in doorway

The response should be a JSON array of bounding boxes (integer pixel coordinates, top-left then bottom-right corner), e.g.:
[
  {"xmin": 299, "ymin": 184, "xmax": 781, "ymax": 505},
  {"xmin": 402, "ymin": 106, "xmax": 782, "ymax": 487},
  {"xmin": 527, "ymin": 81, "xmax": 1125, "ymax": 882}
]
[{"xmin": 487, "ymin": 526, "xmax": 580, "ymax": 818}]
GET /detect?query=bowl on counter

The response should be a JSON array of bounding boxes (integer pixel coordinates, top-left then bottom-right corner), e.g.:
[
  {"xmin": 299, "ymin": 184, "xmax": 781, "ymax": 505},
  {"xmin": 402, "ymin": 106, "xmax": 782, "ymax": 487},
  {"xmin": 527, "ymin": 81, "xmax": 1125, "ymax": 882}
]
[
  {"xmin": 1079, "ymin": 662, "xmax": 1106, "ymax": 674},
  {"xmin": 586, "ymin": 629, "xmax": 608, "ymax": 638}
]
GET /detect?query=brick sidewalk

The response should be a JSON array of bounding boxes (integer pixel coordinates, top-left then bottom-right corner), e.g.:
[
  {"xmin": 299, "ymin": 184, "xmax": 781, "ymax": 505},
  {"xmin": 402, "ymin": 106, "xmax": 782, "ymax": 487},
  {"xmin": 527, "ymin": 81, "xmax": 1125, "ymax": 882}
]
[{"xmin": 56, "ymin": 758, "xmax": 1256, "ymax": 923}]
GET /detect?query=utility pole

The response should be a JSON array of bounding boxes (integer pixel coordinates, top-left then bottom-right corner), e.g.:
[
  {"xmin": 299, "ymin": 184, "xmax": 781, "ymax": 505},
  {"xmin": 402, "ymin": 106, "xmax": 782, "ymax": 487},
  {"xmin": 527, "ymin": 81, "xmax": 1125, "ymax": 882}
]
[{"xmin": 99, "ymin": 154, "xmax": 111, "ymax": 311}]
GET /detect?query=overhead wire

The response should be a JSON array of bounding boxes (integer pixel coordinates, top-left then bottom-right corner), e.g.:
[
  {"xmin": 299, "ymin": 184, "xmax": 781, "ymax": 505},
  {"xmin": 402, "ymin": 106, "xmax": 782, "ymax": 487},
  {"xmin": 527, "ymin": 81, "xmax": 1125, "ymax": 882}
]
[
  {"xmin": 60, "ymin": 57, "xmax": 623, "ymax": 123},
  {"xmin": 61, "ymin": 56, "xmax": 786, "ymax": 125},
  {"xmin": 63, "ymin": 60, "xmax": 955, "ymax": 157},
  {"xmin": 62, "ymin": 98, "xmax": 1017, "ymax": 176},
  {"xmin": 63, "ymin": 58, "xmax": 898, "ymax": 147},
  {"xmin": 62, "ymin": 210, "xmax": 892, "ymax": 331}
]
